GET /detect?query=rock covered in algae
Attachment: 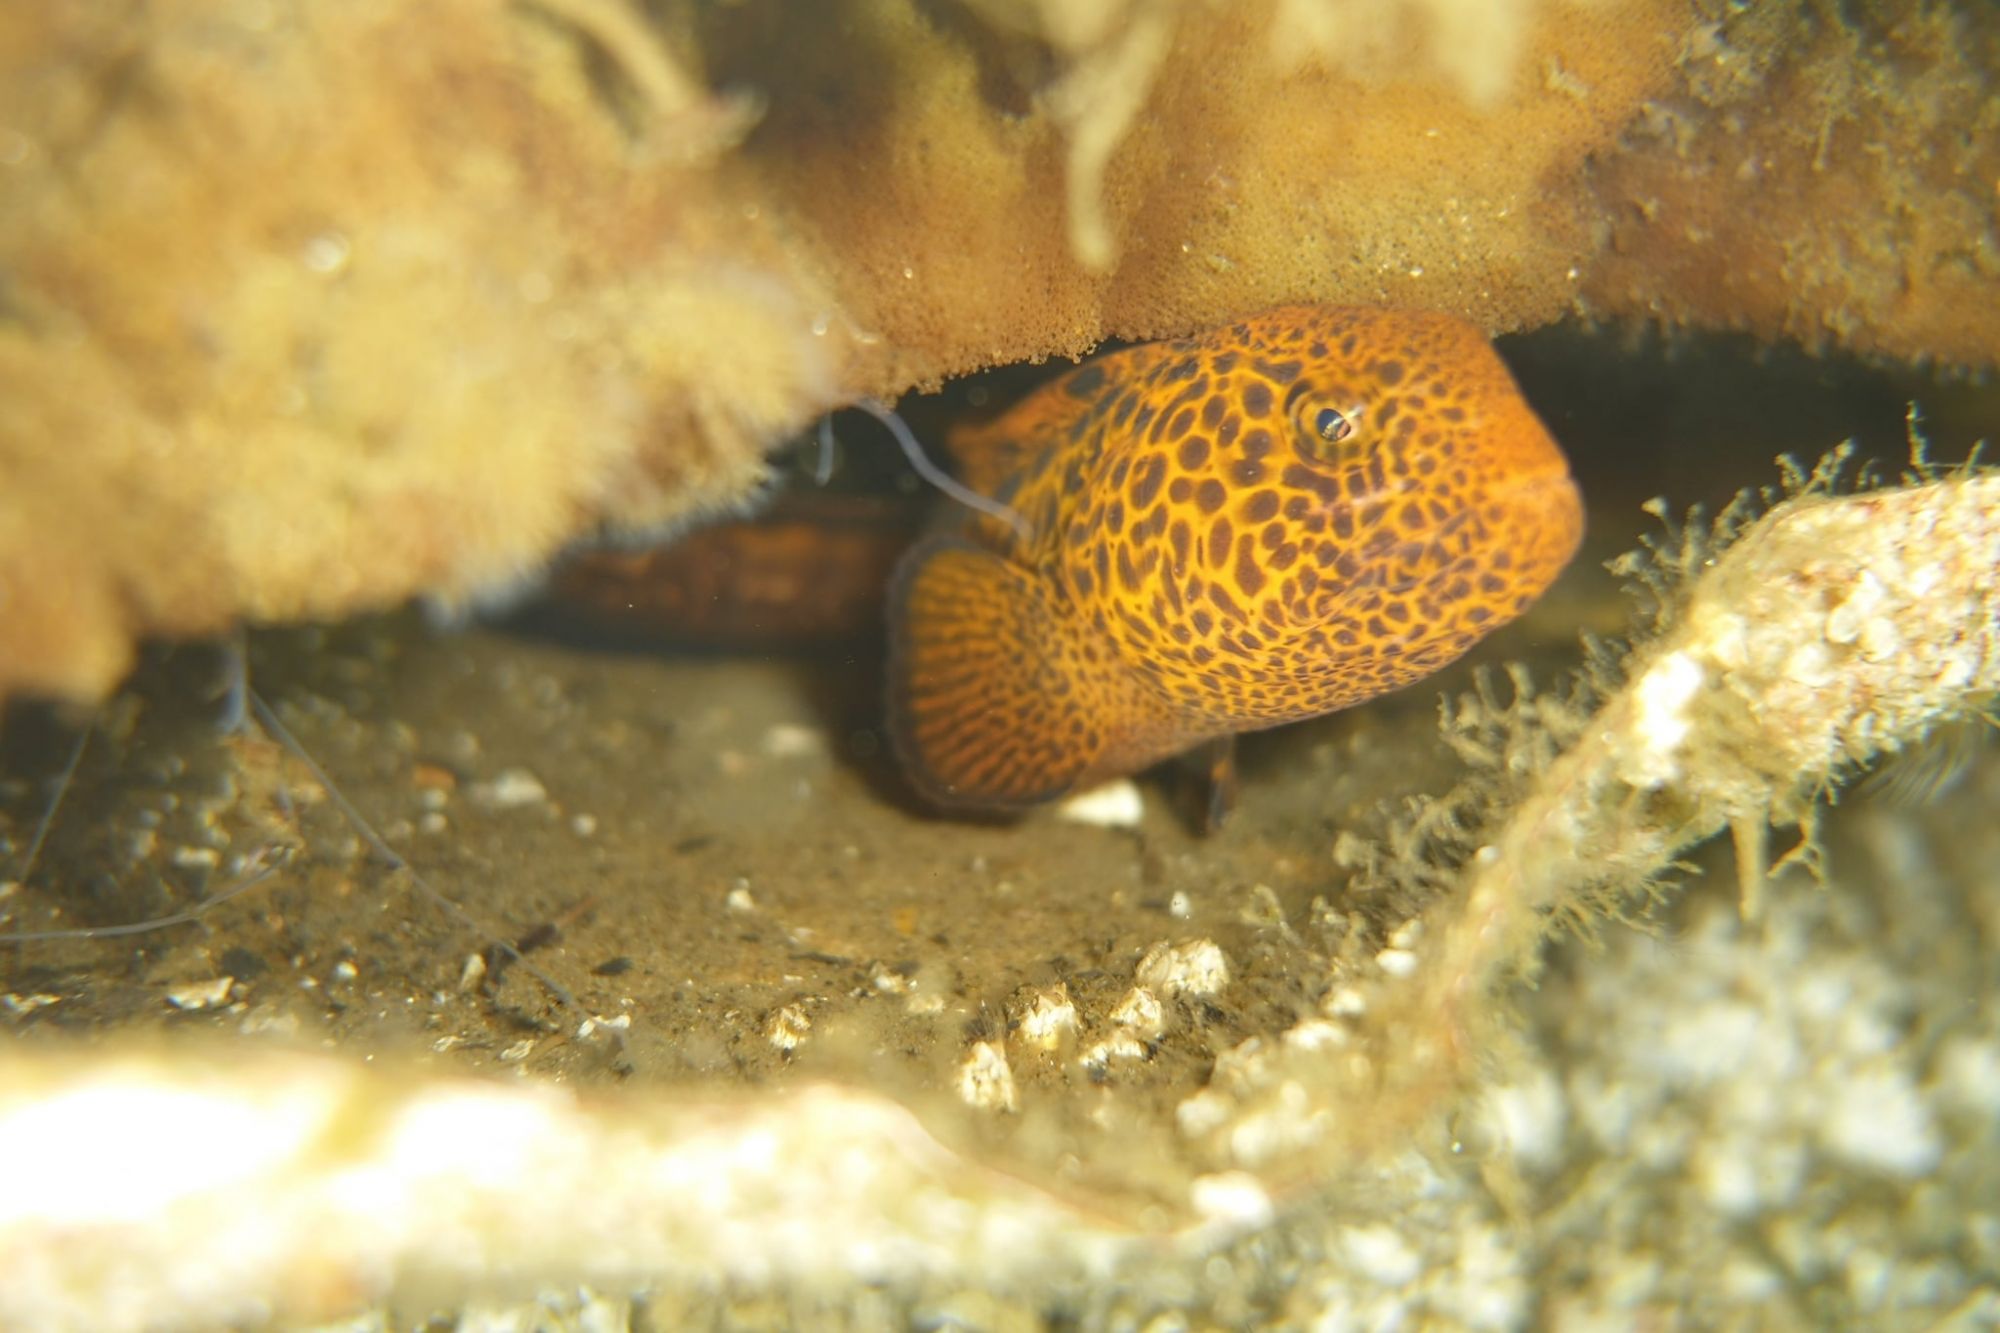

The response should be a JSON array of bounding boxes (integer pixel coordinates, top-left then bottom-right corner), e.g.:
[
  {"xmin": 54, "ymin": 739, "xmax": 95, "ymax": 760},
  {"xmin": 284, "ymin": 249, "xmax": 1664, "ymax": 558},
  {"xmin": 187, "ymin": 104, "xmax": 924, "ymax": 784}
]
[
  {"xmin": 1, "ymin": 0, "xmax": 1995, "ymax": 701},
  {"xmin": 0, "ymin": 0, "xmax": 841, "ymax": 701}
]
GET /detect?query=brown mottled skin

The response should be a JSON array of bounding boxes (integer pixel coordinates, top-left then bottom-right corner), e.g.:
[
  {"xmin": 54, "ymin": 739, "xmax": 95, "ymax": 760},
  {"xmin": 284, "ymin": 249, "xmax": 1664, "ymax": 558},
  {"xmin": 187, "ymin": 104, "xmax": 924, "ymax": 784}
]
[
  {"xmin": 547, "ymin": 494, "xmax": 919, "ymax": 649},
  {"xmin": 887, "ymin": 305, "xmax": 1584, "ymax": 809}
]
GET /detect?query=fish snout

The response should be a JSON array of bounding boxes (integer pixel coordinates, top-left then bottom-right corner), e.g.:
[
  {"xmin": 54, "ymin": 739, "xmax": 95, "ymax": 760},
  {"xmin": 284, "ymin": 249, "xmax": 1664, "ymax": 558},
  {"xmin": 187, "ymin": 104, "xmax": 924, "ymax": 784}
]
[{"xmin": 1491, "ymin": 463, "xmax": 1586, "ymax": 593}]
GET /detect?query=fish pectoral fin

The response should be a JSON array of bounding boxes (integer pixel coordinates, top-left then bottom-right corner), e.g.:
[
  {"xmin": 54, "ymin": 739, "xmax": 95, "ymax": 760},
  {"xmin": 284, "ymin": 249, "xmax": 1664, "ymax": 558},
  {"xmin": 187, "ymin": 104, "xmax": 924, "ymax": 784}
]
[{"xmin": 887, "ymin": 537, "xmax": 1105, "ymax": 809}]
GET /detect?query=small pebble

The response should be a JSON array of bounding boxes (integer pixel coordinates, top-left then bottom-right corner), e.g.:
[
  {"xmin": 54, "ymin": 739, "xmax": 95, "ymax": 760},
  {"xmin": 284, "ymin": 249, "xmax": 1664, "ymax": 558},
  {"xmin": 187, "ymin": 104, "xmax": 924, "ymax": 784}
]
[
  {"xmin": 468, "ymin": 768, "xmax": 547, "ymax": 809},
  {"xmin": 762, "ymin": 723, "xmax": 827, "ymax": 758},
  {"xmin": 1341, "ymin": 1223, "xmax": 1424, "ymax": 1285},
  {"xmin": 1375, "ymin": 947, "xmax": 1419, "ymax": 978},
  {"xmin": 1283, "ymin": 1019, "xmax": 1350, "ymax": 1052},
  {"xmin": 1191, "ymin": 1172, "xmax": 1275, "ymax": 1228},
  {"xmin": 1176, "ymin": 1088, "xmax": 1233, "ymax": 1137},
  {"xmin": 1055, "ymin": 778, "xmax": 1145, "ymax": 829},
  {"xmin": 868, "ymin": 962, "xmax": 915, "ymax": 995},
  {"xmin": 166, "ymin": 977, "xmax": 234, "ymax": 1011},
  {"xmin": 1323, "ymin": 986, "xmax": 1368, "ymax": 1017},
  {"xmin": 411, "ymin": 762, "xmax": 457, "ymax": 792}
]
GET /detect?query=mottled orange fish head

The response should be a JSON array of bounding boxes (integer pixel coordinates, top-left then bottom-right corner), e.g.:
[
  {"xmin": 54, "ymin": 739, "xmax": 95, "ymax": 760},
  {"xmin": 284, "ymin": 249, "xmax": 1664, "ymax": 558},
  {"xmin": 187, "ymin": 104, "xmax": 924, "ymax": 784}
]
[{"xmin": 1070, "ymin": 304, "xmax": 1583, "ymax": 724}]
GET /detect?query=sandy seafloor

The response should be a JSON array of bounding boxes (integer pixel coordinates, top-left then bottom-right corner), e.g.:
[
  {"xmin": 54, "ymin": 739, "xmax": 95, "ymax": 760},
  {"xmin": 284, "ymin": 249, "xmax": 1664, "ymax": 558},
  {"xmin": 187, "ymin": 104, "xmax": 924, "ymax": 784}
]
[{"xmin": 2, "ymin": 329, "xmax": 1997, "ymax": 1330}]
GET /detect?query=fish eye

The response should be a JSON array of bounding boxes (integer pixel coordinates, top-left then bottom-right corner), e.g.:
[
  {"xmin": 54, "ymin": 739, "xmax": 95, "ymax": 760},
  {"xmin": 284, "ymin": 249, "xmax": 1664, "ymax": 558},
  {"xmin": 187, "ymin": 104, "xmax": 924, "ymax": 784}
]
[
  {"xmin": 1314, "ymin": 407, "xmax": 1353, "ymax": 443},
  {"xmin": 1288, "ymin": 391, "xmax": 1368, "ymax": 466}
]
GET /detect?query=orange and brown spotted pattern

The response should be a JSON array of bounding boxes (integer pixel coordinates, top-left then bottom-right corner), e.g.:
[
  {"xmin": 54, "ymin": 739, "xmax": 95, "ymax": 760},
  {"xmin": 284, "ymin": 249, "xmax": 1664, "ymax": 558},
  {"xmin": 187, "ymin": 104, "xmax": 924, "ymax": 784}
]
[{"xmin": 887, "ymin": 305, "xmax": 1584, "ymax": 810}]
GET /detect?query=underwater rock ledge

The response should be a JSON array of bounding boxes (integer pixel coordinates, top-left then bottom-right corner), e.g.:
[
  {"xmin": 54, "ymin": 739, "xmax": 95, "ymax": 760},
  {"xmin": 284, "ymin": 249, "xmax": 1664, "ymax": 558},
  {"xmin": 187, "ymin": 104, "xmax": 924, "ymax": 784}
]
[{"xmin": 1, "ymin": 0, "xmax": 1995, "ymax": 700}]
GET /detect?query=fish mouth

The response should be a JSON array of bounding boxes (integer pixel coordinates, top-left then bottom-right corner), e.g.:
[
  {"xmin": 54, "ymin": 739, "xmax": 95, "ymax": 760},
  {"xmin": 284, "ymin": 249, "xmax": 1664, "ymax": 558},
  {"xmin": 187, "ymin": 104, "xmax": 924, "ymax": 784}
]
[{"xmin": 1496, "ymin": 466, "xmax": 1586, "ymax": 570}]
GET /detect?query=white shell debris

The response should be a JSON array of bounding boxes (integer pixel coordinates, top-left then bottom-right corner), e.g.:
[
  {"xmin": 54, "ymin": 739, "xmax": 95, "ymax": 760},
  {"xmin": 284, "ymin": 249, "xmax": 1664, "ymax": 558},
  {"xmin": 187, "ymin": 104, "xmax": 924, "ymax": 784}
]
[
  {"xmin": 1817, "ymin": 1065, "xmax": 1941, "ymax": 1178},
  {"xmin": 1109, "ymin": 986, "xmax": 1166, "ymax": 1037},
  {"xmin": 1282, "ymin": 1019, "xmax": 1350, "ymax": 1053},
  {"xmin": 575, "ymin": 1014, "xmax": 632, "ymax": 1041},
  {"xmin": 1053, "ymin": 778, "xmax": 1145, "ymax": 828},
  {"xmin": 1135, "ymin": 938, "xmax": 1230, "ymax": 998},
  {"xmin": 762, "ymin": 723, "xmax": 827, "ymax": 758},
  {"xmin": 1628, "ymin": 649, "xmax": 1705, "ymax": 788},
  {"xmin": 956, "ymin": 1041, "xmax": 1018, "ymax": 1113},
  {"xmin": 867, "ymin": 961, "xmax": 915, "ymax": 995},
  {"xmin": 1322, "ymin": 985, "xmax": 1368, "ymax": 1018},
  {"xmin": 766, "ymin": 1003, "xmax": 812, "ymax": 1053},
  {"xmin": 1080, "ymin": 1032, "xmax": 1148, "ymax": 1073},
  {"xmin": 1374, "ymin": 947, "xmax": 1419, "ymax": 978},
  {"xmin": 1475, "ymin": 1066, "xmax": 1569, "ymax": 1173},
  {"xmin": 1175, "ymin": 1088, "xmax": 1233, "ymax": 1138},
  {"xmin": 1340, "ymin": 1222, "xmax": 1424, "ymax": 1285},
  {"xmin": 165, "ymin": 977, "xmax": 234, "ymax": 1011},
  {"xmin": 1013, "ymin": 986, "xmax": 1078, "ymax": 1051},
  {"xmin": 1189, "ymin": 1172, "xmax": 1274, "ymax": 1228},
  {"xmin": 466, "ymin": 768, "xmax": 548, "ymax": 809}
]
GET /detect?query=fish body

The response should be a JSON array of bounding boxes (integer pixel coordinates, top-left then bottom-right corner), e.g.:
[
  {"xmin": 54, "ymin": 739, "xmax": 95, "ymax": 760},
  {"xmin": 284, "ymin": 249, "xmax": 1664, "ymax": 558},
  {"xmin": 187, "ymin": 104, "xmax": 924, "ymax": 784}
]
[
  {"xmin": 545, "ymin": 493, "xmax": 918, "ymax": 650},
  {"xmin": 887, "ymin": 305, "xmax": 1584, "ymax": 810}
]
